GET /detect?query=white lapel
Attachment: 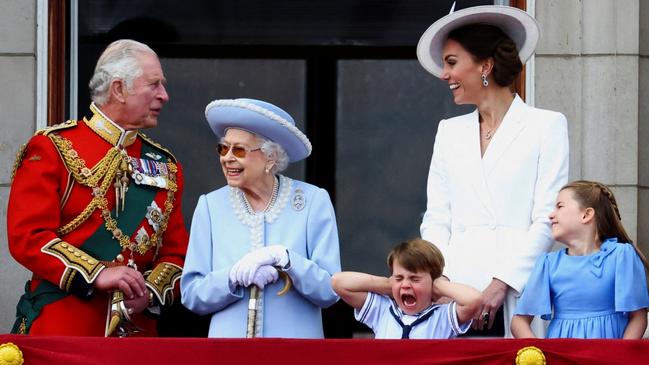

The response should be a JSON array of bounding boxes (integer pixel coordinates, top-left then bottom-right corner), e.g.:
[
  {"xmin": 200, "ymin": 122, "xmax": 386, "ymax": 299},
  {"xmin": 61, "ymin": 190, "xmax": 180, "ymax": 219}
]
[
  {"xmin": 482, "ymin": 95, "xmax": 528, "ymax": 177},
  {"xmin": 462, "ymin": 110, "xmax": 495, "ymax": 216}
]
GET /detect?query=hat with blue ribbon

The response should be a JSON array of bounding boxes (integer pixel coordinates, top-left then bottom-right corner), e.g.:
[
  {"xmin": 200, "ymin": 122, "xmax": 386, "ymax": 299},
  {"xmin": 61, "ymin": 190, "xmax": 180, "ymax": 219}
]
[{"xmin": 205, "ymin": 98, "xmax": 312, "ymax": 162}]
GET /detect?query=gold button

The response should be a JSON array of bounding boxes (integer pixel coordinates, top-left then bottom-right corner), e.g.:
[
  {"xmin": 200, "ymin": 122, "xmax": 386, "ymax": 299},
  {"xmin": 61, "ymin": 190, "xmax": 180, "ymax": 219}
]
[
  {"xmin": 88, "ymin": 259, "xmax": 97, "ymax": 265},
  {"xmin": 61, "ymin": 243, "xmax": 68, "ymax": 248},
  {"xmin": 73, "ymin": 252, "xmax": 81, "ymax": 257}
]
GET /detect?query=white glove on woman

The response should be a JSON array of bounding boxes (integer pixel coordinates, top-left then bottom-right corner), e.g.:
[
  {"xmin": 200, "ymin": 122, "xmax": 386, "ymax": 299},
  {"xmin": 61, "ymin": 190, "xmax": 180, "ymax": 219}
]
[
  {"xmin": 229, "ymin": 245, "xmax": 289, "ymax": 287},
  {"xmin": 250, "ymin": 265, "xmax": 280, "ymax": 289}
]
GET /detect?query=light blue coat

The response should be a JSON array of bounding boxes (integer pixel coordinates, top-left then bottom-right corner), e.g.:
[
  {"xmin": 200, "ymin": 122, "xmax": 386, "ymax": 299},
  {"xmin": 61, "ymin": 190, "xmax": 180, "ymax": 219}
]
[{"xmin": 181, "ymin": 176, "xmax": 341, "ymax": 338}]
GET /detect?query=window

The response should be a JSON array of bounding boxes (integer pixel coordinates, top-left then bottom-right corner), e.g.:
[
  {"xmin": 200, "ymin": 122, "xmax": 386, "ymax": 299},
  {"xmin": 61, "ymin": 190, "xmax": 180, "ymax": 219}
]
[{"xmin": 55, "ymin": 0, "xmax": 510, "ymax": 337}]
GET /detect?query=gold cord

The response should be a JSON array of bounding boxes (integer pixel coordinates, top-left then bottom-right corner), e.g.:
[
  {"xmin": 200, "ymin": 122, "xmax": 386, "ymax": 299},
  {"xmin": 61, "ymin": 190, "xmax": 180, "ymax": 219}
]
[{"xmin": 51, "ymin": 133, "xmax": 177, "ymax": 255}]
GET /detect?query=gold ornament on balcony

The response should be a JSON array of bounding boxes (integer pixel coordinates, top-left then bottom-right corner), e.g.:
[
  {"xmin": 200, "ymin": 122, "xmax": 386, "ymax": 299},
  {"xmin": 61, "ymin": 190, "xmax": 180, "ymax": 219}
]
[
  {"xmin": 516, "ymin": 346, "xmax": 546, "ymax": 365},
  {"xmin": 0, "ymin": 342, "xmax": 24, "ymax": 365}
]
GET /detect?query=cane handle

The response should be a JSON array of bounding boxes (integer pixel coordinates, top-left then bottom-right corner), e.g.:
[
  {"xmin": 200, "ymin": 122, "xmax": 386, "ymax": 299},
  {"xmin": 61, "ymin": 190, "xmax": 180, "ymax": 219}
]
[{"xmin": 276, "ymin": 271, "xmax": 292, "ymax": 296}]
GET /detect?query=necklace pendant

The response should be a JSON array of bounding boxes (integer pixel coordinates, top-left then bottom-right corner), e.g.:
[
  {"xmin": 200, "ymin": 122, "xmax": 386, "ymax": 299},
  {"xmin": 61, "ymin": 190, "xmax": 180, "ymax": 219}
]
[{"xmin": 485, "ymin": 130, "xmax": 493, "ymax": 140}]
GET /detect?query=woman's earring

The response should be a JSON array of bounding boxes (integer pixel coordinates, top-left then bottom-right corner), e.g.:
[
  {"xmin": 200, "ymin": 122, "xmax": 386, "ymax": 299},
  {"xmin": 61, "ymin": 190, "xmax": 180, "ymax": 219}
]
[{"xmin": 481, "ymin": 74, "xmax": 489, "ymax": 87}]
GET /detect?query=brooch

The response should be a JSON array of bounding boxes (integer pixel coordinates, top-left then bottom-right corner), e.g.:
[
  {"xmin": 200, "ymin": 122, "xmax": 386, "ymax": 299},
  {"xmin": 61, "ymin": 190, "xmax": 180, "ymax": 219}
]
[{"xmin": 292, "ymin": 189, "xmax": 305, "ymax": 211}]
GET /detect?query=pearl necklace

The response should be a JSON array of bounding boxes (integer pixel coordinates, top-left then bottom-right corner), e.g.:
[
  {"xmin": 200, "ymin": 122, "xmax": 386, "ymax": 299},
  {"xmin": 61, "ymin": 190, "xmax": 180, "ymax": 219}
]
[{"xmin": 242, "ymin": 175, "xmax": 279, "ymax": 214}]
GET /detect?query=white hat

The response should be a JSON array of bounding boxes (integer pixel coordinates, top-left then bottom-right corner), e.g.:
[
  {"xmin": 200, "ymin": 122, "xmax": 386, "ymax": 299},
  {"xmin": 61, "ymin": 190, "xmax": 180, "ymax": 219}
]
[{"xmin": 417, "ymin": 5, "xmax": 540, "ymax": 78}]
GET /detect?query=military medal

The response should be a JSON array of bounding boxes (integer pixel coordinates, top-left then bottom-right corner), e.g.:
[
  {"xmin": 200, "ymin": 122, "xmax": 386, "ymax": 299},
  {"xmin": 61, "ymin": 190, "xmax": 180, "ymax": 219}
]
[
  {"xmin": 146, "ymin": 201, "xmax": 163, "ymax": 232},
  {"xmin": 129, "ymin": 156, "xmax": 170, "ymax": 189}
]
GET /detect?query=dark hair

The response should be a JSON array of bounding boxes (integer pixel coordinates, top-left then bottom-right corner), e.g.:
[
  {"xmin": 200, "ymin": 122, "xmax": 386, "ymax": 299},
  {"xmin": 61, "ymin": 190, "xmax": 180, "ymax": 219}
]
[
  {"xmin": 447, "ymin": 23, "xmax": 522, "ymax": 87},
  {"xmin": 561, "ymin": 180, "xmax": 649, "ymax": 271},
  {"xmin": 387, "ymin": 238, "xmax": 445, "ymax": 280}
]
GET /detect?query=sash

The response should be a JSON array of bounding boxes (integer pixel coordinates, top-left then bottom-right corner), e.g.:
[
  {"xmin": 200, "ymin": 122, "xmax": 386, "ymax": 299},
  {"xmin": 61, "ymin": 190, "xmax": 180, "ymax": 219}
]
[{"xmin": 12, "ymin": 142, "xmax": 168, "ymax": 334}]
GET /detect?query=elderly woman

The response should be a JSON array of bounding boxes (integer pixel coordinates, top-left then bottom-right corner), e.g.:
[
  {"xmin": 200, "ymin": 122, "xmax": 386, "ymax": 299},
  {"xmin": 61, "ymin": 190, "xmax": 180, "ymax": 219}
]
[
  {"xmin": 180, "ymin": 98, "xmax": 341, "ymax": 338},
  {"xmin": 416, "ymin": 6, "xmax": 569, "ymax": 336}
]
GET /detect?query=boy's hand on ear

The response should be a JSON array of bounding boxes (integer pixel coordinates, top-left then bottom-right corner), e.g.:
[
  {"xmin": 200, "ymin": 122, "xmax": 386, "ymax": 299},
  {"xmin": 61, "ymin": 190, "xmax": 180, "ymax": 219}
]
[{"xmin": 432, "ymin": 277, "xmax": 452, "ymax": 304}]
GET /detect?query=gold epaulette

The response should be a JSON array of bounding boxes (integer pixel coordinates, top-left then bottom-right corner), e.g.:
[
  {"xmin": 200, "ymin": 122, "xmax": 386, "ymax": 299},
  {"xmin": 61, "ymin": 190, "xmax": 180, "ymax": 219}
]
[
  {"xmin": 10, "ymin": 143, "xmax": 28, "ymax": 182},
  {"xmin": 10, "ymin": 120, "xmax": 78, "ymax": 182},
  {"xmin": 139, "ymin": 133, "xmax": 178, "ymax": 163},
  {"xmin": 36, "ymin": 119, "xmax": 78, "ymax": 136}
]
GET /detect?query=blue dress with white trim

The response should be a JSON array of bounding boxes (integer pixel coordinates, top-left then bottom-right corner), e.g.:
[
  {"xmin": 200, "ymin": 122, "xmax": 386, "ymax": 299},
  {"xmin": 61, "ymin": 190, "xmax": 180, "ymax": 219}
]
[
  {"xmin": 180, "ymin": 175, "xmax": 341, "ymax": 338},
  {"xmin": 514, "ymin": 238, "xmax": 649, "ymax": 338}
]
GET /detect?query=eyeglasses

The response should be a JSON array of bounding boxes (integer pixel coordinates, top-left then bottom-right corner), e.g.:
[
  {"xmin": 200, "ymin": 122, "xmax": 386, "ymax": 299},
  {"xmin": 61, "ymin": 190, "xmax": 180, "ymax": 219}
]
[{"xmin": 216, "ymin": 143, "xmax": 261, "ymax": 158}]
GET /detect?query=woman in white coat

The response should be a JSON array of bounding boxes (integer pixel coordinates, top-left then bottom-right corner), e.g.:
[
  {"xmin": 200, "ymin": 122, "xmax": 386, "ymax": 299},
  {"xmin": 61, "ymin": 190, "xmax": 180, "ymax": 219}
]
[{"xmin": 417, "ymin": 6, "xmax": 569, "ymax": 337}]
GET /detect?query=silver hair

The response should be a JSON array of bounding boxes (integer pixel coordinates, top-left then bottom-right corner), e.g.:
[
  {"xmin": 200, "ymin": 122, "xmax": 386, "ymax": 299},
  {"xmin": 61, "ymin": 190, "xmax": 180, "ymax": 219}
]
[
  {"xmin": 89, "ymin": 39, "xmax": 157, "ymax": 105},
  {"xmin": 219, "ymin": 132, "xmax": 290, "ymax": 174},
  {"xmin": 259, "ymin": 138, "xmax": 289, "ymax": 174}
]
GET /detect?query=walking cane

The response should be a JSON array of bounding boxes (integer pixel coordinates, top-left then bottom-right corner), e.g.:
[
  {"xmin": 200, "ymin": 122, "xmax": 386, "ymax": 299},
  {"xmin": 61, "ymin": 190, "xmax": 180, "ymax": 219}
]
[
  {"xmin": 246, "ymin": 285, "xmax": 260, "ymax": 338},
  {"xmin": 246, "ymin": 271, "xmax": 292, "ymax": 338}
]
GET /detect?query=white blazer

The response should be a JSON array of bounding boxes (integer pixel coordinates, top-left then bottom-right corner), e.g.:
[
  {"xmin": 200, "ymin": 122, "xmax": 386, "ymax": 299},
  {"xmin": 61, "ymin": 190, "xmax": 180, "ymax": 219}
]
[{"xmin": 420, "ymin": 95, "xmax": 569, "ymax": 330}]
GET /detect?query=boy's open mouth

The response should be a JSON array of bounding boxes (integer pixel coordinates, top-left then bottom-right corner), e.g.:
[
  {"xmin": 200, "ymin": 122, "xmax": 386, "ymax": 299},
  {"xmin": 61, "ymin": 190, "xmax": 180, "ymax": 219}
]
[{"xmin": 401, "ymin": 294, "xmax": 417, "ymax": 307}]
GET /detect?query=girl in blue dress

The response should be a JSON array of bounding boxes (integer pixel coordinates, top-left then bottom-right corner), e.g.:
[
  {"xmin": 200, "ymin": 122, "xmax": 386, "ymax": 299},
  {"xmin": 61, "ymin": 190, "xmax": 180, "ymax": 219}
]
[{"xmin": 511, "ymin": 180, "xmax": 649, "ymax": 339}]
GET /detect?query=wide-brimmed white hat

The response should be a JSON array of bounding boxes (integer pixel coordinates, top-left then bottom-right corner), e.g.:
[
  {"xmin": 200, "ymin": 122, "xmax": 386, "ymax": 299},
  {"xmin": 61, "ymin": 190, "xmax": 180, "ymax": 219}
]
[
  {"xmin": 205, "ymin": 98, "xmax": 312, "ymax": 162},
  {"xmin": 417, "ymin": 5, "xmax": 540, "ymax": 78}
]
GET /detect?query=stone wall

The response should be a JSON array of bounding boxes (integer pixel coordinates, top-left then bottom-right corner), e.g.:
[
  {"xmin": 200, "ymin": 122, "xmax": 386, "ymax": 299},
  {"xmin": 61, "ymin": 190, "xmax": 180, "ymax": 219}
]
[
  {"xmin": 535, "ymin": 0, "xmax": 645, "ymax": 250},
  {"xmin": 0, "ymin": 0, "xmax": 36, "ymax": 332},
  {"xmin": 638, "ymin": 0, "xmax": 649, "ymax": 251}
]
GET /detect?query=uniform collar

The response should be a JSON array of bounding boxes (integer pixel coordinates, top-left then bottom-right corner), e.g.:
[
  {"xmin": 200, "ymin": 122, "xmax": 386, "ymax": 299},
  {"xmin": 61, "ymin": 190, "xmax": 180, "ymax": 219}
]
[{"xmin": 85, "ymin": 103, "xmax": 138, "ymax": 148}]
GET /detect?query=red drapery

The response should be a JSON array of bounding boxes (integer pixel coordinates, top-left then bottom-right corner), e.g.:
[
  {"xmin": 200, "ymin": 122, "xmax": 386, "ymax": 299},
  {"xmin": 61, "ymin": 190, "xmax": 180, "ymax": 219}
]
[{"xmin": 1, "ymin": 335, "xmax": 647, "ymax": 365}]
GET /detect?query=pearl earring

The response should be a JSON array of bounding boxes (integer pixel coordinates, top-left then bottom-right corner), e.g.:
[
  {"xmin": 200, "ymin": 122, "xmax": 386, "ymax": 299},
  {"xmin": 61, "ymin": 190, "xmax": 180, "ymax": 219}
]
[{"xmin": 481, "ymin": 74, "xmax": 489, "ymax": 87}]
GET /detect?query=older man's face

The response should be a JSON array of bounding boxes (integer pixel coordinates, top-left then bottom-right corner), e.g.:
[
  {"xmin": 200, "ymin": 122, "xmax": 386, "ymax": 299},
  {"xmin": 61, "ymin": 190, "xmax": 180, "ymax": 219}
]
[{"xmin": 122, "ymin": 53, "xmax": 169, "ymax": 129}]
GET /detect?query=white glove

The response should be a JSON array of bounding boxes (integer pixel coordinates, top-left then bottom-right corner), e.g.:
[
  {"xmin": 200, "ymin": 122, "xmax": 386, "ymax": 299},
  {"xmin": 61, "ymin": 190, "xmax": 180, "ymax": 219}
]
[
  {"xmin": 251, "ymin": 265, "xmax": 280, "ymax": 289},
  {"xmin": 229, "ymin": 245, "xmax": 289, "ymax": 287}
]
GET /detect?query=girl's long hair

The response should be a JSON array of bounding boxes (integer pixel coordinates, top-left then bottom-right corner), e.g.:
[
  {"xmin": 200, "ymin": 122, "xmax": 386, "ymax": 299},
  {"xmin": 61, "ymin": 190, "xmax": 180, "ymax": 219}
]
[{"xmin": 562, "ymin": 180, "xmax": 649, "ymax": 273}]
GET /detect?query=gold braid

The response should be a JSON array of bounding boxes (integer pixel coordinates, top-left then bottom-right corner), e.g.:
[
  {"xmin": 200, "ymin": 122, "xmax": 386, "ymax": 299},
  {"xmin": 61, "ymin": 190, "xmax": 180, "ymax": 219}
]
[
  {"xmin": 51, "ymin": 133, "xmax": 178, "ymax": 255},
  {"xmin": 51, "ymin": 134, "xmax": 123, "ymax": 235},
  {"xmin": 10, "ymin": 143, "xmax": 28, "ymax": 182}
]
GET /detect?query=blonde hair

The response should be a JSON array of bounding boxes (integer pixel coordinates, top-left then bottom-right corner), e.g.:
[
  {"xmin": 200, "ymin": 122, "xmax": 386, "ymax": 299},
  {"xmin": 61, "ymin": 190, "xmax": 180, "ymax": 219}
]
[
  {"xmin": 561, "ymin": 180, "xmax": 649, "ymax": 272},
  {"xmin": 387, "ymin": 238, "xmax": 445, "ymax": 280}
]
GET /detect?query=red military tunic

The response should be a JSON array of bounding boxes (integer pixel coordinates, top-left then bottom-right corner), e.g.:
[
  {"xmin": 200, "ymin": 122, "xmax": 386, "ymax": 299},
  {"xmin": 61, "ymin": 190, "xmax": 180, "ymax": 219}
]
[{"xmin": 8, "ymin": 103, "xmax": 189, "ymax": 336}]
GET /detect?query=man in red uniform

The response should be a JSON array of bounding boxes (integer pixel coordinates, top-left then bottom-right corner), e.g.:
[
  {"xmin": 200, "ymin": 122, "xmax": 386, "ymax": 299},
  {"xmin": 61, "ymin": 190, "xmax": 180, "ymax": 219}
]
[{"xmin": 7, "ymin": 39, "xmax": 189, "ymax": 336}]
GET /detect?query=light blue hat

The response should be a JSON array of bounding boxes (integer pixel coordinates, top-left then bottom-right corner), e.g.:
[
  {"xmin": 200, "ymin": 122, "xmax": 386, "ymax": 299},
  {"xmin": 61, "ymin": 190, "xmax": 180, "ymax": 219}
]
[{"xmin": 205, "ymin": 98, "xmax": 312, "ymax": 162}]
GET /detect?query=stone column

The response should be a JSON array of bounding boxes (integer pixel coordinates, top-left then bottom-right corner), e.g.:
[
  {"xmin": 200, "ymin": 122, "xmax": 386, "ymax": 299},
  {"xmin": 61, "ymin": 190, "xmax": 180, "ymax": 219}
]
[
  {"xmin": 535, "ymin": 0, "xmax": 643, "ymax": 247},
  {"xmin": 638, "ymin": 0, "xmax": 649, "ymax": 251},
  {"xmin": 0, "ymin": 0, "xmax": 37, "ymax": 332}
]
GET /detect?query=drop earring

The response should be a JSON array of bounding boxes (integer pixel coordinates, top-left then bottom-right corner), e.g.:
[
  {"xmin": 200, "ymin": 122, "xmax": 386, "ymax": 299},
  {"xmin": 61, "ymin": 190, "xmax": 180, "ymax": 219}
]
[{"xmin": 481, "ymin": 74, "xmax": 489, "ymax": 87}]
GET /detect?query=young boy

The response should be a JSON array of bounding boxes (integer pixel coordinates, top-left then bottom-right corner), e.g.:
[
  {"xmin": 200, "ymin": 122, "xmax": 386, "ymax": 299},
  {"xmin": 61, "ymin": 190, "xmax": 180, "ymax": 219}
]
[{"xmin": 332, "ymin": 238, "xmax": 482, "ymax": 339}]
